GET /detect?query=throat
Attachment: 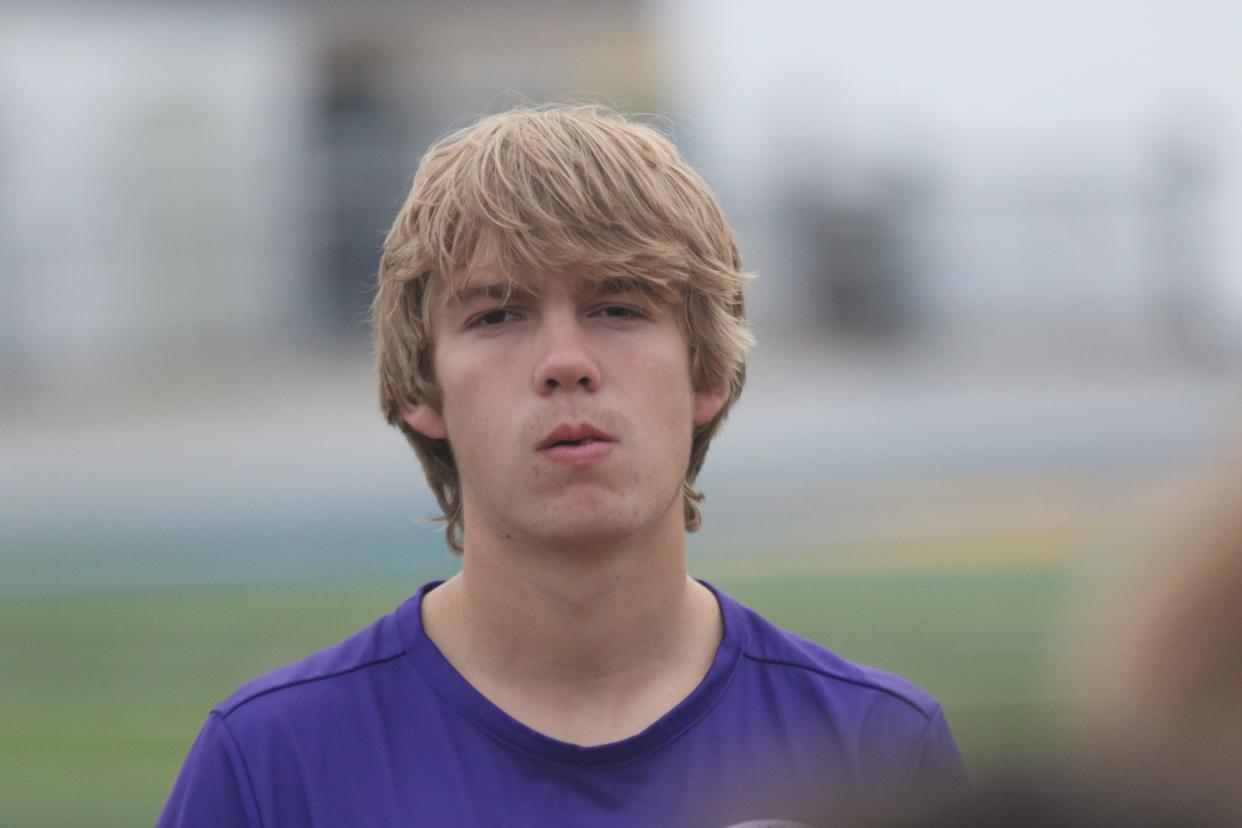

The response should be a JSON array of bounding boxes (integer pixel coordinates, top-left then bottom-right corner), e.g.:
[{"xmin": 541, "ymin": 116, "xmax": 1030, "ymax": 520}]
[{"xmin": 426, "ymin": 574, "xmax": 723, "ymax": 746}]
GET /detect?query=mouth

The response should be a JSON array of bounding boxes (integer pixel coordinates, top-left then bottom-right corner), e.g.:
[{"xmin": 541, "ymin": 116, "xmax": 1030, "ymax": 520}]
[
  {"xmin": 537, "ymin": 423, "xmax": 616, "ymax": 451},
  {"xmin": 551, "ymin": 437, "xmax": 600, "ymax": 447},
  {"xmin": 537, "ymin": 423, "xmax": 617, "ymax": 465}
]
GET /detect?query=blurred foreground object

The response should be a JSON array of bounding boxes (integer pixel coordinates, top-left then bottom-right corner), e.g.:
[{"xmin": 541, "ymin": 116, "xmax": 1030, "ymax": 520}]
[
  {"xmin": 1070, "ymin": 450, "xmax": 1242, "ymax": 814},
  {"xmin": 869, "ymin": 453, "xmax": 1242, "ymax": 824}
]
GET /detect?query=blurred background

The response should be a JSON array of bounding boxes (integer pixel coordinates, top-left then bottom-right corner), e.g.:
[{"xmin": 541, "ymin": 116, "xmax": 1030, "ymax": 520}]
[{"xmin": 3, "ymin": 2, "xmax": 1241, "ymax": 824}]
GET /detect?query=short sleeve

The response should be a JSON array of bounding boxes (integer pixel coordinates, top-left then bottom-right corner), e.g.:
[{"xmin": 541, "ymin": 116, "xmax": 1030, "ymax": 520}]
[
  {"xmin": 156, "ymin": 712, "xmax": 262, "ymax": 828},
  {"xmin": 901, "ymin": 705, "xmax": 970, "ymax": 800}
]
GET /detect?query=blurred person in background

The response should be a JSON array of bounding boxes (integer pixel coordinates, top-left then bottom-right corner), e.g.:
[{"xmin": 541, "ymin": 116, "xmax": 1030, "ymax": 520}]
[
  {"xmin": 870, "ymin": 455, "xmax": 1242, "ymax": 827},
  {"xmin": 1070, "ymin": 455, "xmax": 1242, "ymax": 820},
  {"xmin": 157, "ymin": 104, "xmax": 967, "ymax": 827}
]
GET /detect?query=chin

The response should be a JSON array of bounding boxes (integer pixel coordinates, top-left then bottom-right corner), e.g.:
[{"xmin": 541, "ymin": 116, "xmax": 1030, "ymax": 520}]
[
  {"xmin": 535, "ymin": 513, "xmax": 641, "ymax": 547},
  {"xmin": 517, "ymin": 496, "xmax": 655, "ymax": 546}
]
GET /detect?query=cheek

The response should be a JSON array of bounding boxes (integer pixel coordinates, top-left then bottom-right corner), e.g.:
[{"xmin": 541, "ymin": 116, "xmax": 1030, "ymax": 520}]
[
  {"xmin": 437, "ymin": 357, "xmax": 523, "ymax": 477},
  {"xmin": 640, "ymin": 357, "xmax": 698, "ymax": 450},
  {"xmin": 441, "ymin": 386, "xmax": 501, "ymax": 449},
  {"xmin": 436, "ymin": 349, "xmax": 502, "ymax": 428}
]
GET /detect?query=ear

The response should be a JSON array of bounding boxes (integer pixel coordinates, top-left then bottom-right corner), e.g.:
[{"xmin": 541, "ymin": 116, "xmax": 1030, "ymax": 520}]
[
  {"xmin": 692, "ymin": 385, "xmax": 728, "ymax": 426},
  {"xmin": 399, "ymin": 399, "xmax": 448, "ymax": 440}
]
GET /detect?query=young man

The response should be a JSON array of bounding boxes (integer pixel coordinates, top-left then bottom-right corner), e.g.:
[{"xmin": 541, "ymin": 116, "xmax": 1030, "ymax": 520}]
[{"xmin": 159, "ymin": 105, "xmax": 967, "ymax": 827}]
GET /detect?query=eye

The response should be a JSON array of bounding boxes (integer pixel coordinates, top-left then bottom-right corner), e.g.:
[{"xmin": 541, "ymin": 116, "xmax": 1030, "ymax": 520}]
[
  {"xmin": 592, "ymin": 304, "xmax": 645, "ymax": 320},
  {"xmin": 469, "ymin": 308, "xmax": 522, "ymax": 328}
]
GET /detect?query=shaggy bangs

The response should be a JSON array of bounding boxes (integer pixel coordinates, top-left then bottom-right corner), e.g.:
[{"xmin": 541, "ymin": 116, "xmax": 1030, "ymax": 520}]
[
  {"xmin": 424, "ymin": 109, "xmax": 722, "ymax": 303},
  {"xmin": 374, "ymin": 104, "xmax": 754, "ymax": 553}
]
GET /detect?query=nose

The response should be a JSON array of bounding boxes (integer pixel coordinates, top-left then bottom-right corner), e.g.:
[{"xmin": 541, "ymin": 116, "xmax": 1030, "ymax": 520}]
[{"xmin": 534, "ymin": 312, "xmax": 601, "ymax": 395}]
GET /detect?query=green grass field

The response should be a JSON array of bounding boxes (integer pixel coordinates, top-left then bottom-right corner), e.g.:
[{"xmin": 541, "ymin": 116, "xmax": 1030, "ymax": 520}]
[{"xmin": 0, "ymin": 557, "xmax": 1074, "ymax": 827}]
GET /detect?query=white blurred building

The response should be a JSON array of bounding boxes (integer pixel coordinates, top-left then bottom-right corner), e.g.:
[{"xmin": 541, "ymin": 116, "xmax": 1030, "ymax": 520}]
[
  {"xmin": 0, "ymin": 9, "xmax": 314, "ymax": 379},
  {"xmin": 0, "ymin": 2, "xmax": 648, "ymax": 384}
]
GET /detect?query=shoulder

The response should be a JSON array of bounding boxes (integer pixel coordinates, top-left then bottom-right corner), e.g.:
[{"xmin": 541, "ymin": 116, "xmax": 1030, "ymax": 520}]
[
  {"xmin": 715, "ymin": 587, "xmax": 969, "ymax": 796},
  {"xmin": 213, "ymin": 608, "xmax": 407, "ymax": 720},
  {"xmin": 160, "ymin": 600, "xmax": 425, "ymax": 826},
  {"xmin": 726, "ymin": 591, "xmax": 942, "ymax": 722}
]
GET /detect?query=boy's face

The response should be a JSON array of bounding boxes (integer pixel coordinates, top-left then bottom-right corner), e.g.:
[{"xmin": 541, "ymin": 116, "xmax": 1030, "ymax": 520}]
[{"xmin": 401, "ymin": 269, "xmax": 726, "ymax": 551}]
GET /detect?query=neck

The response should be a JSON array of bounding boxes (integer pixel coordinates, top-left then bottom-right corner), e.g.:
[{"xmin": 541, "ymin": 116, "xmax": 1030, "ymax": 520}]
[{"xmin": 421, "ymin": 503, "xmax": 722, "ymax": 745}]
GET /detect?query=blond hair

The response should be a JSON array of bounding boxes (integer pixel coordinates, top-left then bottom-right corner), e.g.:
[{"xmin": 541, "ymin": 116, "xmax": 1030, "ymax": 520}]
[{"xmin": 373, "ymin": 104, "xmax": 753, "ymax": 552}]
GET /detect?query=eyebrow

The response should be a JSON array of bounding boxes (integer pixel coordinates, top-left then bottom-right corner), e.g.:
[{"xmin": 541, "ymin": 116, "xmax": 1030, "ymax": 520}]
[
  {"xmin": 449, "ymin": 281, "xmax": 535, "ymax": 305},
  {"xmin": 593, "ymin": 277, "xmax": 644, "ymax": 296},
  {"xmin": 448, "ymin": 276, "xmax": 654, "ymax": 306}
]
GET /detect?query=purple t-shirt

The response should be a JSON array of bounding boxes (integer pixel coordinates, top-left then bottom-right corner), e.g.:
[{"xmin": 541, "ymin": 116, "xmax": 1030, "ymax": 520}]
[{"xmin": 157, "ymin": 581, "xmax": 967, "ymax": 827}]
